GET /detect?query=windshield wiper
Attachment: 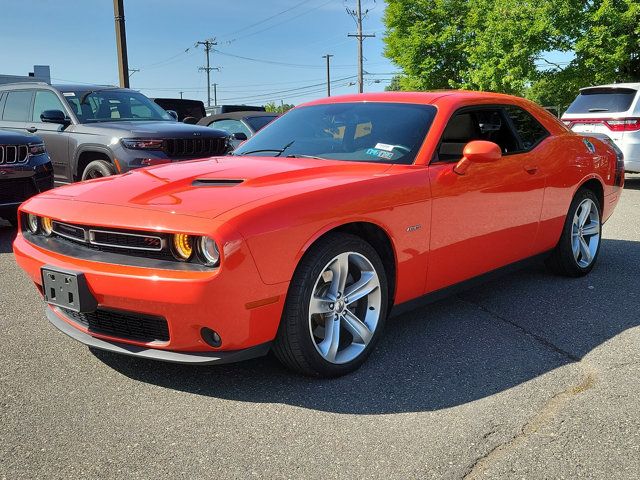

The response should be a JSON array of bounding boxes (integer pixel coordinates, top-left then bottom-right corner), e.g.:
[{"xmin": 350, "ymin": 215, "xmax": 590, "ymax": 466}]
[
  {"xmin": 237, "ymin": 140, "xmax": 295, "ymax": 157},
  {"xmin": 286, "ymin": 154, "xmax": 327, "ymax": 160}
]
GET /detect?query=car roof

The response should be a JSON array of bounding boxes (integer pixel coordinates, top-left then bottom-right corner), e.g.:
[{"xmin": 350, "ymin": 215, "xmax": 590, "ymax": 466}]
[
  {"xmin": 580, "ymin": 83, "xmax": 640, "ymax": 92},
  {"xmin": 301, "ymin": 90, "xmax": 530, "ymax": 107}
]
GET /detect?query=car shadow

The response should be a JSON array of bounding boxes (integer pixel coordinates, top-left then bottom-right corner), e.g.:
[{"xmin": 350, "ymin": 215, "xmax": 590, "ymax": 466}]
[
  {"xmin": 93, "ymin": 238, "xmax": 640, "ymax": 414},
  {"xmin": 0, "ymin": 222, "xmax": 16, "ymax": 254}
]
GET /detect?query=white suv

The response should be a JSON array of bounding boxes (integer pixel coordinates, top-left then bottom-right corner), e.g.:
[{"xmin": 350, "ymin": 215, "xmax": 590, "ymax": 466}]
[{"xmin": 562, "ymin": 83, "xmax": 640, "ymax": 173}]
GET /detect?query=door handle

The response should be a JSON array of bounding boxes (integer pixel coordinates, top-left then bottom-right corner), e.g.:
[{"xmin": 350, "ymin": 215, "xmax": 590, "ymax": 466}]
[
  {"xmin": 27, "ymin": 126, "xmax": 38, "ymax": 133},
  {"xmin": 524, "ymin": 165, "xmax": 538, "ymax": 174}
]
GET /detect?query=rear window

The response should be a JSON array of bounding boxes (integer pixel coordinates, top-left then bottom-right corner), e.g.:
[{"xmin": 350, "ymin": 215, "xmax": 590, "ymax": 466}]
[
  {"xmin": 565, "ymin": 88, "xmax": 637, "ymax": 114},
  {"xmin": 245, "ymin": 115, "xmax": 277, "ymax": 132}
]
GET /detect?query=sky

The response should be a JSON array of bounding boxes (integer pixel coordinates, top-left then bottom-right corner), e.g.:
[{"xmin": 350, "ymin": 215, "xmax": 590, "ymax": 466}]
[{"xmin": 0, "ymin": 0, "xmax": 398, "ymax": 106}]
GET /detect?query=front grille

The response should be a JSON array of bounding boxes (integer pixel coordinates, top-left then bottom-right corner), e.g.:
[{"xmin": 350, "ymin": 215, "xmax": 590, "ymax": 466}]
[
  {"xmin": 0, "ymin": 144, "xmax": 29, "ymax": 164},
  {"xmin": 60, "ymin": 307, "xmax": 170, "ymax": 343},
  {"xmin": 52, "ymin": 221, "xmax": 86, "ymax": 241},
  {"xmin": 89, "ymin": 230, "xmax": 163, "ymax": 251},
  {"xmin": 0, "ymin": 178, "xmax": 37, "ymax": 203},
  {"xmin": 164, "ymin": 137, "xmax": 226, "ymax": 158}
]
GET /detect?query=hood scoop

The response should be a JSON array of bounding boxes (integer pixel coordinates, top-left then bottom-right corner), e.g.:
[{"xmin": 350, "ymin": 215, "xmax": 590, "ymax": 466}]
[{"xmin": 192, "ymin": 178, "xmax": 244, "ymax": 187}]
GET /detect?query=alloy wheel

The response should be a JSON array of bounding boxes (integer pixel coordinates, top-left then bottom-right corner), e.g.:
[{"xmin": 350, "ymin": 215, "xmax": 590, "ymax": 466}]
[
  {"xmin": 571, "ymin": 198, "xmax": 600, "ymax": 268},
  {"xmin": 308, "ymin": 252, "xmax": 381, "ymax": 364}
]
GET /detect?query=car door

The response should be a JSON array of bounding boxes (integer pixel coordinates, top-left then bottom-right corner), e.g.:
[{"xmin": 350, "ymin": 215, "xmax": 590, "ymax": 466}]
[
  {"xmin": 426, "ymin": 106, "xmax": 546, "ymax": 292},
  {"xmin": 29, "ymin": 89, "xmax": 72, "ymax": 184},
  {"xmin": 0, "ymin": 89, "xmax": 33, "ymax": 135}
]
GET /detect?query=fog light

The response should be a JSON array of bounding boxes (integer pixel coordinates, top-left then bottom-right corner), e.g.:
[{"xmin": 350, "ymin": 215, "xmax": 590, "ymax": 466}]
[
  {"xmin": 41, "ymin": 217, "xmax": 53, "ymax": 236},
  {"xmin": 27, "ymin": 214, "xmax": 39, "ymax": 234},
  {"xmin": 172, "ymin": 233, "xmax": 193, "ymax": 260},
  {"xmin": 201, "ymin": 327, "xmax": 222, "ymax": 348}
]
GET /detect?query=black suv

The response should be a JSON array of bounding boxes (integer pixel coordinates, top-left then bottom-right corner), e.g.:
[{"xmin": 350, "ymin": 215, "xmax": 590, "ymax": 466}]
[
  {"xmin": 0, "ymin": 131, "xmax": 54, "ymax": 226},
  {"xmin": 0, "ymin": 83, "xmax": 228, "ymax": 186}
]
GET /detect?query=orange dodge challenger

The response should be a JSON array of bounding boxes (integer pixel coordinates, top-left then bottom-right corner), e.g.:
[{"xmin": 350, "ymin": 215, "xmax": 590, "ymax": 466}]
[{"xmin": 14, "ymin": 92, "xmax": 623, "ymax": 377}]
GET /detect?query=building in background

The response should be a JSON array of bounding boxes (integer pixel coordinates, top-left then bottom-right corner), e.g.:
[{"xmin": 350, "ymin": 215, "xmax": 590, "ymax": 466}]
[{"xmin": 0, "ymin": 65, "xmax": 51, "ymax": 85}]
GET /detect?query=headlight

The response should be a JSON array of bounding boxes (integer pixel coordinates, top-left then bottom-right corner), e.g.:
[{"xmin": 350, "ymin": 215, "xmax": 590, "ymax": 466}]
[
  {"xmin": 198, "ymin": 237, "xmax": 220, "ymax": 267},
  {"xmin": 29, "ymin": 143, "xmax": 47, "ymax": 156},
  {"xmin": 41, "ymin": 217, "xmax": 53, "ymax": 236},
  {"xmin": 27, "ymin": 214, "xmax": 39, "ymax": 234},
  {"xmin": 172, "ymin": 233, "xmax": 193, "ymax": 261},
  {"xmin": 121, "ymin": 138, "xmax": 165, "ymax": 150}
]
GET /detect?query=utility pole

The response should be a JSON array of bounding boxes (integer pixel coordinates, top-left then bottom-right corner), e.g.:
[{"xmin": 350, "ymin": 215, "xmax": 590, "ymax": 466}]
[
  {"xmin": 322, "ymin": 54, "xmax": 333, "ymax": 96},
  {"xmin": 212, "ymin": 83, "xmax": 218, "ymax": 106},
  {"xmin": 113, "ymin": 0, "xmax": 130, "ymax": 88},
  {"xmin": 347, "ymin": 0, "xmax": 375, "ymax": 93},
  {"xmin": 196, "ymin": 38, "xmax": 218, "ymax": 107},
  {"xmin": 179, "ymin": 91, "xmax": 184, "ymax": 99}
]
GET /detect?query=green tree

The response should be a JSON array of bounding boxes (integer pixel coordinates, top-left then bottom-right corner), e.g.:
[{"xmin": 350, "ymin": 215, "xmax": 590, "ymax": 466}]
[
  {"xmin": 263, "ymin": 102, "xmax": 295, "ymax": 114},
  {"xmin": 383, "ymin": 0, "xmax": 639, "ymax": 111}
]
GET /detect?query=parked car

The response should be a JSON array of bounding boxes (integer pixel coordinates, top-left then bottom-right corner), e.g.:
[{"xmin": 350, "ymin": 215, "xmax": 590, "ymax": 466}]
[
  {"xmin": 204, "ymin": 104, "xmax": 266, "ymax": 116},
  {"xmin": 0, "ymin": 83, "xmax": 228, "ymax": 186},
  {"xmin": 198, "ymin": 111, "xmax": 278, "ymax": 149},
  {"xmin": 0, "ymin": 131, "xmax": 53, "ymax": 226},
  {"xmin": 14, "ymin": 91, "xmax": 622, "ymax": 377},
  {"xmin": 562, "ymin": 83, "xmax": 640, "ymax": 173},
  {"xmin": 152, "ymin": 98, "xmax": 206, "ymax": 122}
]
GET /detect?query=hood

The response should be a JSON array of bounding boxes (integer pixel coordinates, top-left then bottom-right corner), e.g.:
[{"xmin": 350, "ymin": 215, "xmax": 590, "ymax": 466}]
[
  {"xmin": 0, "ymin": 130, "xmax": 42, "ymax": 144},
  {"xmin": 38, "ymin": 156, "xmax": 391, "ymax": 219},
  {"xmin": 75, "ymin": 121, "xmax": 226, "ymax": 138}
]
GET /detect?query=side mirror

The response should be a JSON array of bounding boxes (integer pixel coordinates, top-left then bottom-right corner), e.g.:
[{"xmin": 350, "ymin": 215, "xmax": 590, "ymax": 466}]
[
  {"xmin": 40, "ymin": 109, "xmax": 69, "ymax": 125},
  {"xmin": 453, "ymin": 140, "xmax": 502, "ymax": 175},
  {"xmin": 231, "ymin": 132, "xmax": 248, "ymax": 141},
  {"xmin": 166, "ymin": 110, "xmax": 179, "ymax": 121}
]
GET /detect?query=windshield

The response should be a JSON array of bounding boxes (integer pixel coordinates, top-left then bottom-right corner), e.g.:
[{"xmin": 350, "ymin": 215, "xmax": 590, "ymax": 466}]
[
  {"xmin": 566, "ymin": 88, "xmax": 637, "ymax": 114},
  {"xmin": 62, "ymin": 89, "xmax": 174, "ymax": 123},
  {"xmin": 233, "ymin": 102, "xmax": 437, "ymax": 164}
]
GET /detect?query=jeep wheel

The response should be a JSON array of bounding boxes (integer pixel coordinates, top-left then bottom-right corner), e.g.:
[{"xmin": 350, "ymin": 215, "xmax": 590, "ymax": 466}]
[{"xmin": 81, "ymin": 160, "xmax": 116, "ymax": 181}]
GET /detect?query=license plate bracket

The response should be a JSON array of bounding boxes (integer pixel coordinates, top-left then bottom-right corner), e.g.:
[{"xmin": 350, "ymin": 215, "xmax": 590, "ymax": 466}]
[{"xmin": 41, "ymin": 267, "xmax": 97, "ymax": 313}]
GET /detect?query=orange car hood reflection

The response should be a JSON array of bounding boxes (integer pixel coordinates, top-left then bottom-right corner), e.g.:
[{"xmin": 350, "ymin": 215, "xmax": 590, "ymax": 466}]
[{"xmin": 41, "ymin": 156, "xmax": 391, "ymax": 219}]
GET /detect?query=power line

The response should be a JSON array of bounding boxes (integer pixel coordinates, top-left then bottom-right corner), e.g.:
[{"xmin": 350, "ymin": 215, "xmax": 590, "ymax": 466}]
[
  {"xmin": 217, "ymin": 76, "xmax": 357, "ymax": 102},
  {"xmin": 217, "ymin": 0, "xmax": 315, "ymax": 41}
]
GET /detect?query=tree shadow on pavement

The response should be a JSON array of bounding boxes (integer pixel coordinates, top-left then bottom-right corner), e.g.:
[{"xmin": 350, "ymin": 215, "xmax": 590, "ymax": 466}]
[{"xmin": 89, "ymin": 238, "xmax": 639, "ymax": 414}]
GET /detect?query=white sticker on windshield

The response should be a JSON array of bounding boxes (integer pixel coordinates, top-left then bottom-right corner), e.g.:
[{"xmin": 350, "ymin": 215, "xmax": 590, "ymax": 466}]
[
  {"xmin": 62, "ymin": 92, "xmax": 76, "ymax": 97},
  {"xmin": 375, "ymin": 143, "xmax": 394, "ymax": 152}
]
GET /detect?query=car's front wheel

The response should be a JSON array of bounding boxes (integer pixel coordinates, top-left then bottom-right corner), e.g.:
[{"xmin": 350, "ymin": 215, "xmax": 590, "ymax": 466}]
[
  {"xmin": 274, "ymin": 233, "xmax": 388, "ymax": 377},
  {"xmin": 81, "ymin": 160, "xmax": 116, "ymax": 181},
  {"xmin": 546, "ymin": 188, "xmax": 602, "ymax": 277}
]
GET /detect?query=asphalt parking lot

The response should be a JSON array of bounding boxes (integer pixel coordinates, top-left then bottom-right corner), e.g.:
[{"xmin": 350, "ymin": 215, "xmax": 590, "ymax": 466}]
[{"xmin": 1, "ymin": 179, "xmax": 639, "ymax": 479}]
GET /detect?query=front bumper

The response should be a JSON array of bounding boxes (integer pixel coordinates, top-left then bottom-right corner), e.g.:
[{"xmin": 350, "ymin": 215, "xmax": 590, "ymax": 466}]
[
  {"xmin": 0, "ymin": 155, "xmax": 53, "ymax": 212},
  {"xmin": 14, "ymin": 222, "xmax": 288, "ymax": 356},
  {"xmin": 46, "ymin": 306, "xmax": 271, "ymax": 364}
]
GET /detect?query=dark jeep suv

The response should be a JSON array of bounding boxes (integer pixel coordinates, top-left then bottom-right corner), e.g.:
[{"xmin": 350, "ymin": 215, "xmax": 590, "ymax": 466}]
[
  {"xmin": 0, "ymin": 131, "xmax": 54, "ymax": 226},
  {"xmin": 0, "ymin": 83, "xmax": 228, "ymax": 186}
]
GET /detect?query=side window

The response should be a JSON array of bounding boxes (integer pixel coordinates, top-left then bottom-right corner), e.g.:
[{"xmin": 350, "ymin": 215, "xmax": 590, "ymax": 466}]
[
  {"xmin": 2, "ymin": 90, "xmax": 33, "ymax": 122},
  {"xmin": 437, "ymin": 108, "xmax": 519, "ymax": 162},
  {"xmin": 32, "ymin": 90, "xmax": 66, "ymax": 122},
  {"xmin": 504, "ymin": 106, "xmax": 549, "ymax": 150},
  {"xmin": 210, "ymin": 119, "xmax": 251, "ymax": 137}
]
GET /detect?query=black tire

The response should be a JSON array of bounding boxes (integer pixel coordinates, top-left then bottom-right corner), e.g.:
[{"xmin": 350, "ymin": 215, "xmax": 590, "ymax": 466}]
[
  {"xmin": 546, "ymin": 188, "xmax": 602, "ymax": 277},
  {"xmin": 81, "ymin": 160, "xmax": 116, "ymax": 181},
  {"xmin": 273, "ymin": 233, "xmax": 389, "ymax": 377}
]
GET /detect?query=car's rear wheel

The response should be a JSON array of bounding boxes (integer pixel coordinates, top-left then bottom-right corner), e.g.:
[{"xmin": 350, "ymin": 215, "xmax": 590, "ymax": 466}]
[
  {"xmin": 546, "ymin": 188, "xmax": 602, "ymax": 277},
  {"xmin": 81, "ymin": 160, "xmax": 116, "ymax": 181},
  {"xmin": 273, "ymin": 233, "xmax": 388, "ymax": 377}
]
